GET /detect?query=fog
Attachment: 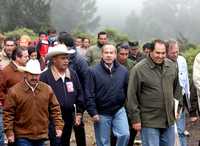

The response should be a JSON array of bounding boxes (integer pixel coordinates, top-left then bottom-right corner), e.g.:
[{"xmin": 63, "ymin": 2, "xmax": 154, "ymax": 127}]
[
  {"xmin": 95, "ymin": 0, "xmax": 200, "ymax": 42},
  {"xmin": 1, "ymin": 0, "xmax": 200, "ymax": 42},
  {"xmin": 96, "ymin": 0, "xmax": 144, "ymax": 29}
]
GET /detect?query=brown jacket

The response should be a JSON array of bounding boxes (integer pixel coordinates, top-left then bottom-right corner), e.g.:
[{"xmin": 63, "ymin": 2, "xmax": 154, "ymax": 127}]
[
  {"xmin": 3, "ymin": 80, "xmax": 64, "ymax": 140},
  {"xmin": 0, "ymin": 61, "xmax": 24, "ymax": 105}
]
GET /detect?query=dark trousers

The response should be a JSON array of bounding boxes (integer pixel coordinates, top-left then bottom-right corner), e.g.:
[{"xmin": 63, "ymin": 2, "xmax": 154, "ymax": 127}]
[
  {"xmin": 15, "ymin": 138, "xmax": 45, "ymax": 146},
  {"xmin": 49, "ymin": 116, "xmax": 86, "ymax": 146}
]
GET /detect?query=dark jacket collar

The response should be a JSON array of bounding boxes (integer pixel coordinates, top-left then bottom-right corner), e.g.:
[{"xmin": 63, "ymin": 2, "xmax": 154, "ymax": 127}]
[
  {"xmin": 100, "ymin": 59, "xmax": 119, "ymax": 74},
  {"xmin": 147, "ymin": 55, "xmax": 170, "ymax": 69}
]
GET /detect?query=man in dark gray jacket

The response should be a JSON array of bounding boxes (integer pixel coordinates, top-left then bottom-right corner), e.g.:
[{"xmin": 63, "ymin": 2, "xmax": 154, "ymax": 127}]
[{"xmin": 127, "ymin": 39, "xmax": 182, "ymax": 146}]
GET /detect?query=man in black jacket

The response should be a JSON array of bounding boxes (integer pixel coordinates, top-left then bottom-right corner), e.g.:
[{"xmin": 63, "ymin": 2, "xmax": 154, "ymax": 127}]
[
  {"xmin": 58, "ymin": 32, "xmax": 88, "ymax": 146},
  {"xmin": 40, "ymin": 44, "xmax": 85, "ymax": 146},
  {"xmin": 86, "ymin": 44, "xmax": 130, "ymax": 146}
]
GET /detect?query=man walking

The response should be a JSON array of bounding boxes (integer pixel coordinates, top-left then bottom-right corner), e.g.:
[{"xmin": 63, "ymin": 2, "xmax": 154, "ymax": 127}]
[
  {"xmin": 40, "ymin": 44, "xmax": 85, "ymax": 146},
  {"xmin": 86, "ymin": 44, "xmax": 130, "ymax": 146},
  {"xmin": 58, "ymin": 32, "xmax": 88, "ymax": 146},
  {"xmin": 0, "ymin": 48, "xmax": 29, "ymax": 145},
  {"xmin": 127, "ymin": 39, "xmax": 182, "ymax": 146},
  {"xmin": 3, "ymin": 59, "xmax": 64, "ymax": 146},
  {"xmin": 167, "ymin": 40, "xmax": 190, "ymax": 146}
]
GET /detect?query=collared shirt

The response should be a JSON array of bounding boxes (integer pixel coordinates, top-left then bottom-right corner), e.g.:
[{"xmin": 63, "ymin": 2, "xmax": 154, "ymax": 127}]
[
  {"xmin": 51, "ymin": 66, "xmax": 71, "ymax": 82},
  {"xmin": 104, "ymin": 63, "xmax": 113, "ymax": 72},
  {"xmin": 177, "ymin": 55, "xmax": 190, "ymax": 96}
]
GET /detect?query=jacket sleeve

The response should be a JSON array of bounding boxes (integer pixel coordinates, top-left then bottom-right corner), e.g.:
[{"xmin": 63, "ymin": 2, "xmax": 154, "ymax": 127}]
[
  {"xmin": 127, "ymin": 67, "xmax": 141, "ymax": 124},
  {"xmin": 0, "ymin": 71, "xmax": 8, "ymax": 105},
  {"xmin": 124, "ymin": 69, "xmax": 129, "ymax": 99},
  {"xmin": 75, "ymin": 56, "xmax": 89, "ymax": 99},
  {"xmin": 73, "ymin": 71, "xmax": 85, "ymax": 114},
  {"xmin": 85, "ymin": 68, "xmax": 98, "ymax": 117},
  {"xmin": 48, "ymin": 86, "xmax": 64, "ymax": 130},
  {"xmin": 173, "ymin": 64, "xmax": 183, "ymax": 106},
  {"xmin": 3, "ymin": 89, "xmax": 16, "ymax": 138}
]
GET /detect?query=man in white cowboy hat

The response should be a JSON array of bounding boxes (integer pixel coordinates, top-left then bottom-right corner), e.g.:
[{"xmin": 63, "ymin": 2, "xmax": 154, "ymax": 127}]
[
  {"xmin": 40, "ymin": 44, "xmax": 85, "ymax": 146},
  {"xmin": 3, "ymin": 59, "xmax": 64, "ymax": 146}
]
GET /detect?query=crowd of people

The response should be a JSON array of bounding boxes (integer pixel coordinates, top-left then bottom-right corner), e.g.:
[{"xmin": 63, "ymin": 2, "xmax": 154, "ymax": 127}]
[{"xmin": 0, "ymin": 29, "xmax": 199, "ymax": 146}]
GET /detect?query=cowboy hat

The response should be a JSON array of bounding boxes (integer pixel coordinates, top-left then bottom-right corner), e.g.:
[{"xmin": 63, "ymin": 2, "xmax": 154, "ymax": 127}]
[
  {"xmin": 22, "ymin": 59, "xmax": 42, "ymax": 74},
  {"xmin": 46, "ymin": 44, "xmax": 75, "ymax": 60}
]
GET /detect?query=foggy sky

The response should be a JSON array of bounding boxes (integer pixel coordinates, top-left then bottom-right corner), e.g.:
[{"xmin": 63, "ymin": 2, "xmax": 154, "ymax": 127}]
[{"xmin": 96, "ymin": 0, "xmax": 144, "ymax": 29}]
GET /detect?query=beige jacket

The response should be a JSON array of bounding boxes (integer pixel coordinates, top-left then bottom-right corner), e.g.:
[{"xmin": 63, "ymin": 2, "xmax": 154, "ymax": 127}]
[
  {"xmin": 0, "ymin": 50, "xmax": 11, "ymax": 70},
  {"xmin": 193, "ymin": 53, "xmax": 200, "ymax": 110}
]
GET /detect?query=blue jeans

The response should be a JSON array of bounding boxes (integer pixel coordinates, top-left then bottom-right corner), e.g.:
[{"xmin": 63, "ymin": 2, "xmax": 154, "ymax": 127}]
[
  {"xmin": 94, "ymin": 107, "xmax": 130, "ymax": 146},
  {"xmin": 176, "ymin": 111, "xmax": 187, "ymax": 146},
  {"xmin": 15, "ymin": 138, "xmax": 45, "ymax": 146},
  {"xmin": 141, "ymin": 124, "xmax": 175, "ymax": 146},
  {"xmin": 0, "ymin": 108, "xmax": 4, "ymax": 145}
]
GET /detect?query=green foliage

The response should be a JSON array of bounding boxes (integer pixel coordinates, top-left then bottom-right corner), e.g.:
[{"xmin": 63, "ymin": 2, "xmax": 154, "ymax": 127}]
[
  {"xmin": 183, "ymin": 46, "xmax": 200, "ymax": 77},
  {"xmin": 72, "ymin": 31, "xmax": 96, "ymax": 45},
  {"xmin": 72, "ymin": 27, "xmax": 129, "ymax": 46},
  {"xmin": 4, "ymin": 27, "xmax": 37, "ymax": 40},
  {"xmin": 0, "ymin": 0, "xmax": 51, "ymax": 32},
  {"xmin": 104, "ymin": 28, "xmax": 129, "ymax": 44}
]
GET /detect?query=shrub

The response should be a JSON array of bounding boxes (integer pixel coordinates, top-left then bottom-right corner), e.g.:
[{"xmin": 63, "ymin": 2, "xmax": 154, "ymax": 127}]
[
  {"xmin": 104, "ymin": 28, "xmax": 129, "ymax": 44},
  {"xmin": 4, "ymin": 27, "xmax": 37, "ymax": 40},
  {"xmin": 183, "ymin": 46, "xmax": 200, "ymax": 78}
]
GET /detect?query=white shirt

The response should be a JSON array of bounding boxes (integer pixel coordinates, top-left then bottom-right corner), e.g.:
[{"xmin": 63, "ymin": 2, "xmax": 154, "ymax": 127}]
[{"xmin": 177, "ymin": 55, "xmax": 190, "ymax": 96}]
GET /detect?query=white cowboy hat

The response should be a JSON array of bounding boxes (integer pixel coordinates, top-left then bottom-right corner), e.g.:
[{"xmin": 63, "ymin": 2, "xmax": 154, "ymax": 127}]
[
  {"xmin": 22, "ymin": 59, "xmax": 42, "ymax": 74},
  {"xmin": 46, "ymin": 44, "xmax": 75, "ymax": 60}
]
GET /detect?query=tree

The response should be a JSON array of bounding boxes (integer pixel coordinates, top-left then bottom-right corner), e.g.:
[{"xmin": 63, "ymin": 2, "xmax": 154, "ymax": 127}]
[
  {"xmin": 125, "ymin": 0, "xmax": 200, "ymax": 42},
  {"xmin": 0, "ymin": 0, "xmax": 51, "ymax": 32},
  {"xmin": 50, "ymin": 0, "xmax": 100, "ymax": 32}
]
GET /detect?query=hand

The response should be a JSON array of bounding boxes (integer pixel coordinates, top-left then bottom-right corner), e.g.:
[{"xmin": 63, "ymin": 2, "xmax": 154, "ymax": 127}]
[
  {"xmin": 132, "ymin": 122, "xmax": 141, "ymax": 131},
  {"xmin": 7, "ymin": 135, "xmax": 15, "ymax": 143},
  {"xmin": 175, "ymin": 112, "xmax": 179, "ymax": 120},
  {"xmin": 190, "ymin": 117, "xmax": 198, "ymax": 122},
  {"xmin": 74, "ymin": 114, "xmax": 82, "ymax": 126},
  {"xmin": 56, "ymin": 129, "xmax": 62, "ymax": 137},
  {"xmin": 92, "ymin": 115, "xmax": 100, "ymax": 123}
]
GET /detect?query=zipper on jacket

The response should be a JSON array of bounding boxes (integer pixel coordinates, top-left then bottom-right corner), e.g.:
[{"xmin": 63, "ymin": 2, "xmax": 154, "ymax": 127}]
[{"xmin": 63, "ymin": 80, "xmax": 67, "ymax": 104}]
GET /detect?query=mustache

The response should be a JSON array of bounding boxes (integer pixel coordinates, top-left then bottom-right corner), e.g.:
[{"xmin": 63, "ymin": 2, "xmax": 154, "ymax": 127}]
[{"xmin": 30, "ymin": 79, "xmax": 39, "ymax": 82}]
